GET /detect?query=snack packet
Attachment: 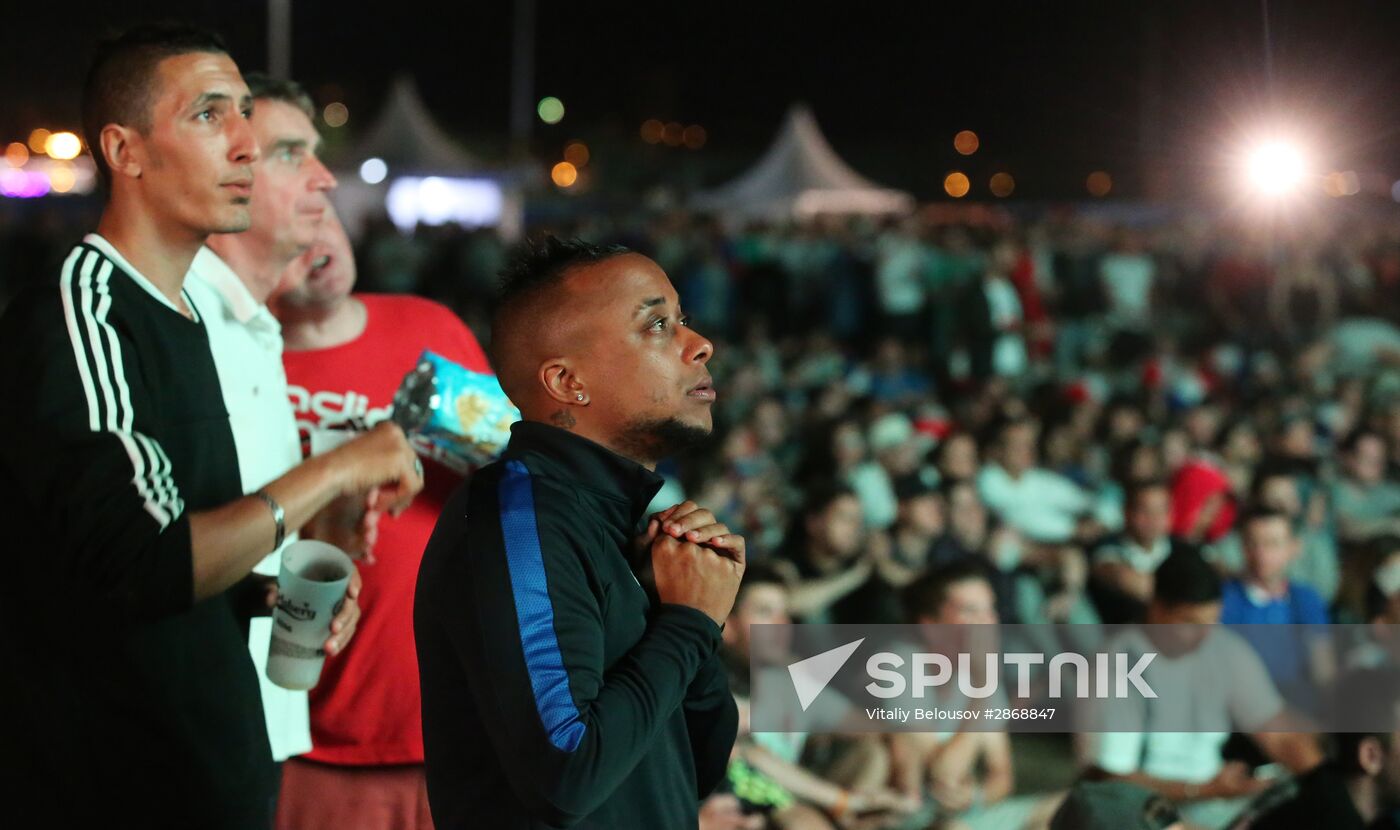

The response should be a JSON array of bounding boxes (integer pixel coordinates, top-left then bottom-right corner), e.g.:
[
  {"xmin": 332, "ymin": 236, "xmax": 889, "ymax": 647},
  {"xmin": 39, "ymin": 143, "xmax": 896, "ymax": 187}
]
[{"xmin": 391, "ymin": 350, "xmax": 519, "ymax": 474}]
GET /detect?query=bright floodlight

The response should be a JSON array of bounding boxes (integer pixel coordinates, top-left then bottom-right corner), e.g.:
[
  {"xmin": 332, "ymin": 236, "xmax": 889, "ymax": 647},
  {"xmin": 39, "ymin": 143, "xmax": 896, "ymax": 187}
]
[
  {"xmin": 1245, "ymin": 140, "xmax": 1308, "ymax": 196},
  {"xmin": 359, "ymin": 157, "xmax": 388, "ymax": 185}
]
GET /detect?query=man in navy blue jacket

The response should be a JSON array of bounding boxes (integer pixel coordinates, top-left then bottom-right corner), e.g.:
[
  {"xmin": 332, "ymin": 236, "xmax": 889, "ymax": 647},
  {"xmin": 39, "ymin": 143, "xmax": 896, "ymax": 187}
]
[{"xmin": 415, "ymin": 236, "xmax": 743, "ymax": 829}]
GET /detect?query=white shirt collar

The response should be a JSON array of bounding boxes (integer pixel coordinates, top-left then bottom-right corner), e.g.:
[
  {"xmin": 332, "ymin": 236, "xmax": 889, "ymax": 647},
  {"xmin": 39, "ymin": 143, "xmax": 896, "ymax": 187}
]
[
  {"xmin": 1242, "ymin": 580, "xmax": 1284, "ymax": 607},
  {"xmin": 83, "ymin": 232, "xmax": 199, "ymax": 321},
  {"xmin": 1122, "ymin": 536, "xmax": 1172, "ymax": 570},
  {"xmin": 189, "ymin": 247, "xmax": 278, "ymax": 331},
  {"xmin": 1127, "ymin": 535, "xmax": 1171, "ymax": 559}
]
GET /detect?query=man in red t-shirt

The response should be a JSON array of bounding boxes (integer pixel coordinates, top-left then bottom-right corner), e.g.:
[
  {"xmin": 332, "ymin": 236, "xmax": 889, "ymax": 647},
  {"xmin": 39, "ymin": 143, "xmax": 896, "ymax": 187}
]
[{"xmin": 270, "ymin": 207, "xmax": 490, "ymax": 830}]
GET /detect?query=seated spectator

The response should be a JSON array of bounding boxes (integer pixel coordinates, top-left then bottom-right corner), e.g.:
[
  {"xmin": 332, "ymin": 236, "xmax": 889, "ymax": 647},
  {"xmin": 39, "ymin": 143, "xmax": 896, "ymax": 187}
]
[
  {"xmin": 1219, "ymin": 508, "xmax": 1332, "ymax": 711},
  {"xmin": 1099, "ymin": 229, "xmax": 1156, "ymax": 341},
  {"xmin": 1346, "ymin": 542, "xmax": 1400, "ymax": 669},
  {"xmin": 797, "ymin": 418, "xmax": 866, "ymax": 489},
  {"xmin": 858, "ymin": 338, "xmax": 933, "ymax": 406},
  {"xmin": 1208, "ymin": 464, "xmax": 1340, "ymax": 603},
  {"xmin": 928, "ymin": 479, "xmax": 1021, "ymax": 623},
  {"xmin": 1081, "ymin": 548, "xmax": 1323, "ymax": 829},
  {"xmin": 846, "ymin": 423, "xmax": 901, "ymax": 532},
  {"xmin": 858, "ymin": 413, "xmax": 935, "ymax": 530},
  {"xmin": 868, "ymin": 414, "xmax": 933, "ymax": 483},
  {"xmin": 1042, "ymin": 417, "xmax": 1095, "ymax": 490},
  {"xmin": 1266, "ymin": 415, "xmax": 1320, "ymax": 482},
  {"xmin": 776, "ymin": 484, "xmax": 875, "ymax": 622},
  {"xmin": 1096, "ymin": 437, "xmax": 1163, "ymax": 533},
  {"xmin": 1333, "ymin": 427, "xmax": 1400, "ymax": 543},
  {"xmin": 874, "ymin": 220, "xmax": 930, "ymax": 344},
  {"xmin": 1169, "ymin": 450, "xmax": 1238, "ymax": 545},
  {"xmin": 751, "ymin": 395, "xmax": 802, "ymax": 477},
  {"xmin": 934, "ymin": 430, "xmax": 980, "ymax": 484},
  {"xmin": 719, "ymin": 564, "xmax": 916, "ymax": 829},
  {"xmin": 959, "ymin": 239, "xmax": 1030, "ymax": 382},
  {"xmin": 933, "ymin": 479, "xmax": 993, "ymax": 564},
  {"xmin": 1229, "ymin": 667, "xmax": 1400, "ymax": 830},
  {"xmin": 835, "ymin": 475, "xmax": 951, "ymax": 625},
  {"xmin": 1010, "ymin": 542, "xmax": 1100, "ymax": 630},
  {"xmin": 1090, "ymin": 480, "xmax": 1196, "ymax": 623},
  {"xmin": 1216, "ymin": 420, "xmax": 1264, "ymax": 500},
  {"xmin": 887, "ymin": 560, "xmax": 1066, "ymax": 830},
  {"xmin": 1220, "ymin": 509, "xmax": 1330, "ymax": 627},
  {"xmin": 978, "ymin": 417, "xmax": 1101, "ymax": 545},
  {"xmin": 1050, "ymin": 781, "xmax": 1185, "ymax": 830}
]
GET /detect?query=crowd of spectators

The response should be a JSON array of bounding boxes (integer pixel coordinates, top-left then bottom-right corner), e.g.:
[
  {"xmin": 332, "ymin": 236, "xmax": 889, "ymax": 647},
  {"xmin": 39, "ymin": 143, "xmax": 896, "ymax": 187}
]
[{"xmin": 6, "ymin": 201, "xmax": 1400, "ymax": 829}]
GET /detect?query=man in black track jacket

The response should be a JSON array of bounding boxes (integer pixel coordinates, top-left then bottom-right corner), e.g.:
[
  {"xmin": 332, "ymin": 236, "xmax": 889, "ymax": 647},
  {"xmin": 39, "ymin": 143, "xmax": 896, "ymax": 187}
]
[{"xmin": 415, "ymin": 236, "xmax": 744, "ymax": 829}]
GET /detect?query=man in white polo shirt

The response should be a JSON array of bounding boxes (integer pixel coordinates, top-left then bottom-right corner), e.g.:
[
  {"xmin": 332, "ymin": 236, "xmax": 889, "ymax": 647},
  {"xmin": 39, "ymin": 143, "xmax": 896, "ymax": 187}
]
[
  {"xmin": 977, "ymin": 416, "xmax": 1121, "ymax": 545},
  {"xmin": 186, "ymin": 71, "xmax": 352, "ymax": 765}
]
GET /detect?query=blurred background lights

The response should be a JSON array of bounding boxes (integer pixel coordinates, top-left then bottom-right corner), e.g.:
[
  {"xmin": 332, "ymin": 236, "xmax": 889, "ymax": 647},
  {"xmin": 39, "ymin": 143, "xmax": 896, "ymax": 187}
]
[
  {"xmin": 563, "ymin": 141, "xmax": 590, "ymax": 167},
  {"xmin": 5, "ymin": 142, "xmax": 29, "ymax": 167},
  {"xmin": 551, "ymin": 161, "xmax": 578, "ymax": 187},
  {"xmin": 989, "ymin": 171, "xmax": 1015, "ymax": 197},
  {"xmin": 1244, "ymin": 140, "xmax": 1307, "ymax": 196},
  {"xmin": 27, "ymin": 128, "xmax": 50, "ymax": 155},
  {"xmin": 537, "ymin": 96, "xmax": 565, "ymax": 124},
  {"xmin": 359, "ymin": 157, "xmax": 388, "ymax": 184},
  {"xmin": 944, "ymin": 171, "xmax": 970, "ymax": 198},
  {"xmin": 683, "ymin": 125, "xmax": 707, "ymax": 150},
  {"xmin": 953, "ymin": 130, "xmax": 979, "ymax": 155},
  {"xmin": 385, "ymin": 176, "xmax": 504, "ymax": 231},
  {"xmin": 48, "ymin": 162, "xmax": 76, "ymax": 193},
  {"xmin": 0, "ymin": 169, "xmax": 50, "ymax": 198},
  {"xmin": 44, "ymin": 132, "xmax": 81, "ymax": 160},
  {"xmin": 1322, "ymin": 171, "xmax": 1360, "ymax": 198},
  {"xmin": 416, "ymin": 177, "xmax": 453, "ymax": 221},
  {"xmin": 322, "ymin": 102, "xmax": 349, "ymax": 127},
  {"xmin": 640, "ymin": 119, "xmax": 664, "ymax": 144},
  {"xmin": 1087, "ymin": 170, "xmax": 1113, "ymax": 197}
]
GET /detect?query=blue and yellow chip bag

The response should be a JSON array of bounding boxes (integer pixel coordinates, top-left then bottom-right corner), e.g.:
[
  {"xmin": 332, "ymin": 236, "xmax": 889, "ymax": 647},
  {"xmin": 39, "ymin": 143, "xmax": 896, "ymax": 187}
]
[{"xmin": 391, "ymin": 350, "xmax": 519, "ymax": 474}]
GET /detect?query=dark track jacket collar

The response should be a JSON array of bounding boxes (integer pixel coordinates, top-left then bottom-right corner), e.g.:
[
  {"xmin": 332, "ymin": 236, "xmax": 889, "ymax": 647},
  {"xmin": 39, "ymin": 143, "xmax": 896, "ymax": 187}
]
[{"xmin": 502, "ymin": 421, "xmax": 664, "ymax": 526}]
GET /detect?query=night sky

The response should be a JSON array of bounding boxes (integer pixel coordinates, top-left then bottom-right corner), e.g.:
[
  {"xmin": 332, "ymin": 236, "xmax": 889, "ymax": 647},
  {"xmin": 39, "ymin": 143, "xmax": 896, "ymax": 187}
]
[{"xmin": 6, "ymin": 1, "xmax": 1400, "ymax": 200}]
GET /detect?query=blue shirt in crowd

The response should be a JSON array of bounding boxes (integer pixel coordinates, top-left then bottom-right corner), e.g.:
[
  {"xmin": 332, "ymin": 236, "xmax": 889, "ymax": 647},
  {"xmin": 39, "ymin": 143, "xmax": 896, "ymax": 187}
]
[{"xmin": 1221, "ymin": 578, "xmax": 1330, "ymax": 713}]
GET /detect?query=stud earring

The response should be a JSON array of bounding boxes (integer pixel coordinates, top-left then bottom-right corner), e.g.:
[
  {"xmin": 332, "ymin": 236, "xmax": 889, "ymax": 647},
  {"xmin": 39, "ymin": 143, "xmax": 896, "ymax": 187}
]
[{"xmin": 576, "ymin": 393, "xmax": 585, "ymax": 401}]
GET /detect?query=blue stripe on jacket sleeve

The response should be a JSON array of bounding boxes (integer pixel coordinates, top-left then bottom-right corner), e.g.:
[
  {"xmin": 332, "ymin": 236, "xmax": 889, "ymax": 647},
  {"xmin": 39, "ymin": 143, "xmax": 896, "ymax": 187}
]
[{"xmin": 498, "ymin": 460, "xmax": 587, "ymax": 752}]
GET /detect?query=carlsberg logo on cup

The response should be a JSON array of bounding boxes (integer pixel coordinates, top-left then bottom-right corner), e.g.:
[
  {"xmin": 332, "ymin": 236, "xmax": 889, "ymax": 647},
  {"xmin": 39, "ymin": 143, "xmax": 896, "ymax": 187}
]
[
  {"xmin": 275, "ymin": 596, "xmax": 320, "ymax": 624},
  {"xmin": 266, "ymin": 540, "xmax": 353, "ymax": 691}
]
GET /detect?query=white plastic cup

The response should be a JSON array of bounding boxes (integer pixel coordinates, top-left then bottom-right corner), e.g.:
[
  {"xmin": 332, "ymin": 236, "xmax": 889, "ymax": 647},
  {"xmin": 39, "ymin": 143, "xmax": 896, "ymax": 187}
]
[{"xmin": 266, "ymin": 539, "xmax": 353, "ymax": 691}]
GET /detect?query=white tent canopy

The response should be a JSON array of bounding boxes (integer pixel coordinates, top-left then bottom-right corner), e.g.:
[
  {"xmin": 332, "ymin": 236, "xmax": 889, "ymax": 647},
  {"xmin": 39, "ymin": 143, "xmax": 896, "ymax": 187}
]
[
  {"xmin": 346, "ymin": 75, "xmax": 479, "ymax": 174},
  {"xmin": 692, "ymin": 104, "xmax": 913, "ymax": 220},
  {"xmin": 332, "ymin": 75, "xmax": 526, "ymax": 241}
]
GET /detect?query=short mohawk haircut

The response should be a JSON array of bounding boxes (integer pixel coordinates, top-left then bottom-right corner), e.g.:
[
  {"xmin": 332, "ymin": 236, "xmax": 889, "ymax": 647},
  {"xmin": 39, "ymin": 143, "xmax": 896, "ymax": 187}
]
[
  {"xmin": 496, "ymin": 235, "xmax": 631, "ymax": 308},
  {"xmin": 488, "ymin": 235, "xmax": 631, "ymax": 374}
]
